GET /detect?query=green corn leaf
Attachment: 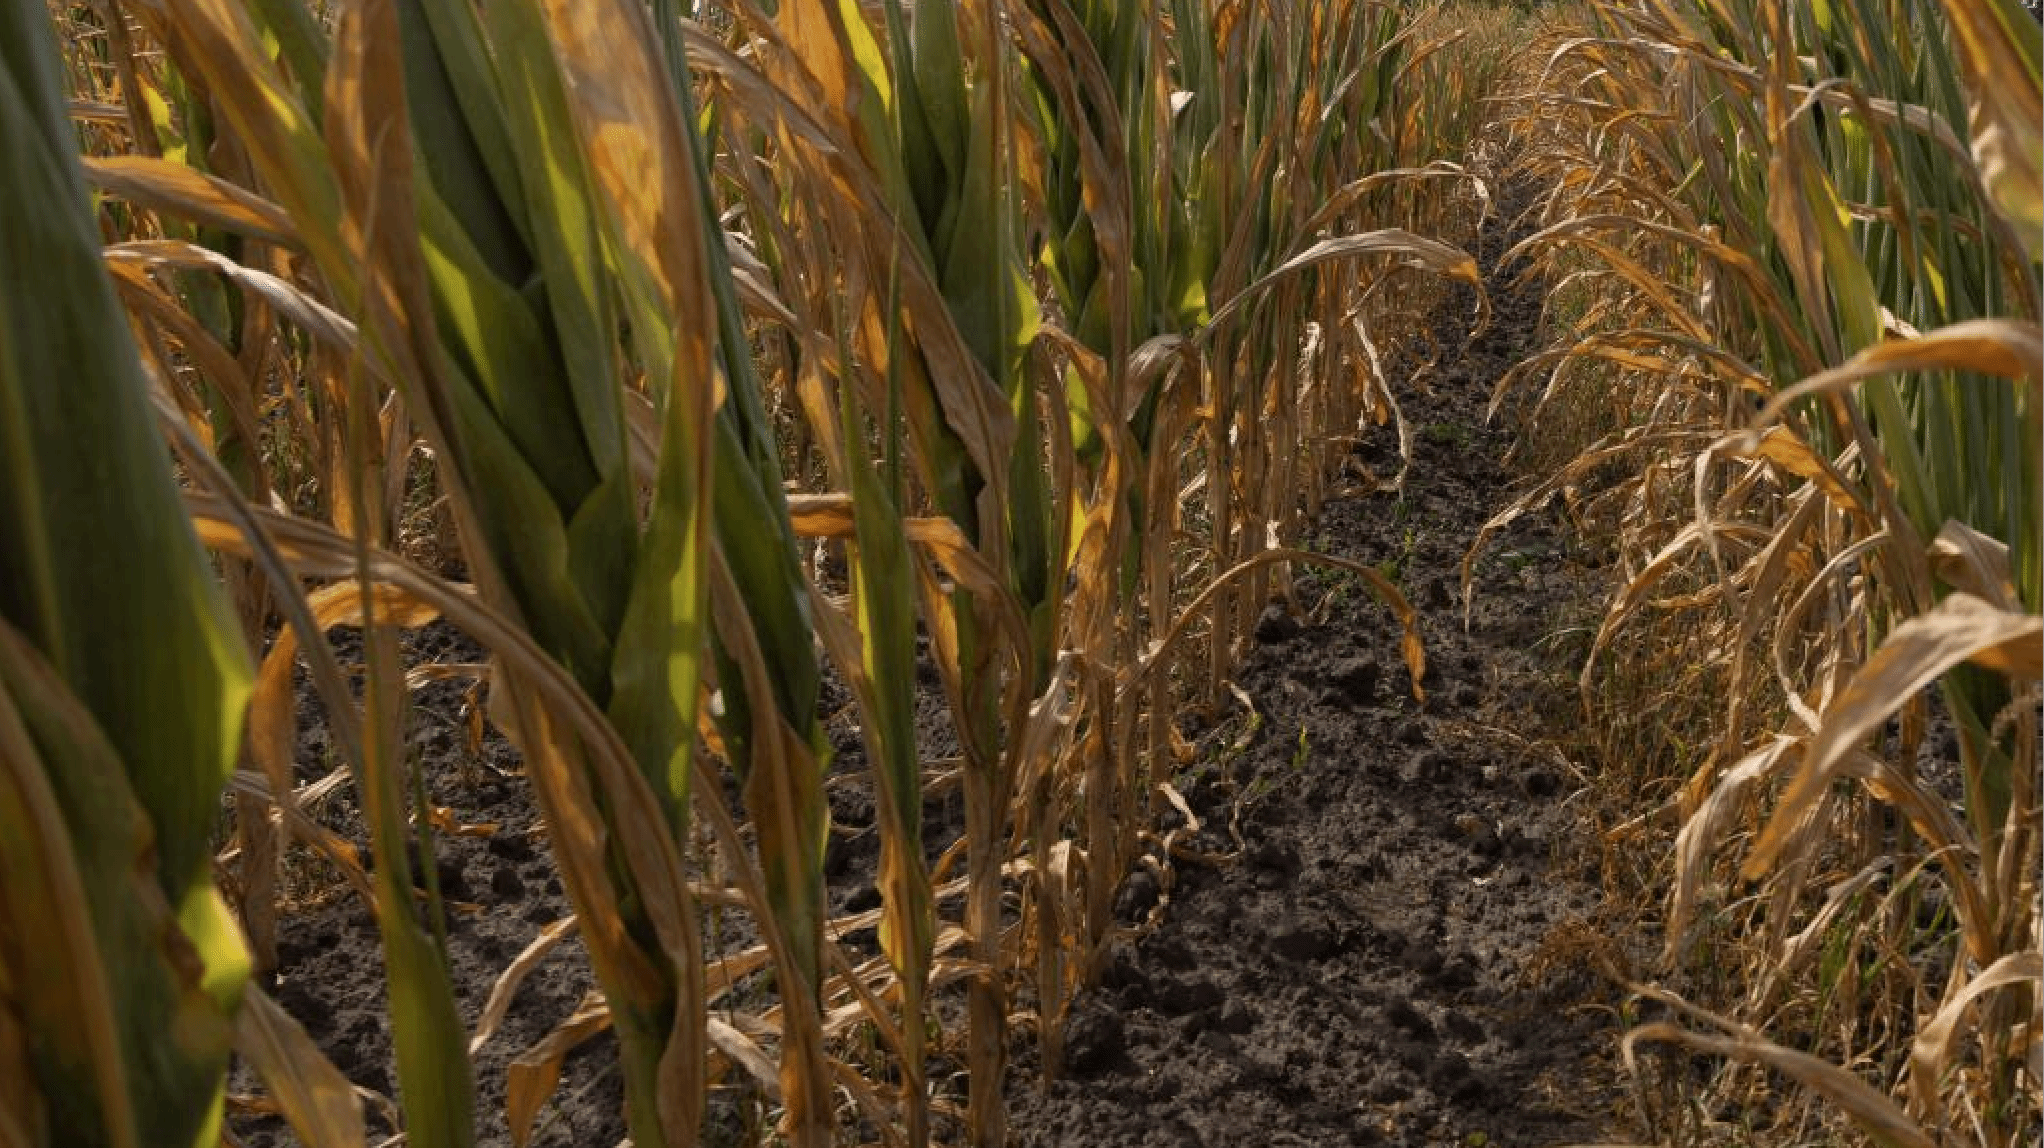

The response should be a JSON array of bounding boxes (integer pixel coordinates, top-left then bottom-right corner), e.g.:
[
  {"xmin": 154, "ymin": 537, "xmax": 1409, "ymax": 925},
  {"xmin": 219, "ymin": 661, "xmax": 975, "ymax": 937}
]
[
  {"xmin": 0, "ymin": 11, "xmax": 253, "ymax": 1145},
  {"xmin": 910, "ymin": 0, "xmax": 969, "ymax": 197},
  {"xmin": 246, "ymin": 0, "xmax": 331, "ymax": 119},
  {"xmin": 0, "ymin": 624, "xmax": 244, "ymax": 1148},
  {"xmin": 397, "ymin": 0, "xmax": 533, "ymax": 284},
  {"xmin": 479, "ymin": 0, "xmax": 628, "ymax": 483},
  {"xmin": 0, "ymin": 0, "xmax": 251, "ymax": 909}
]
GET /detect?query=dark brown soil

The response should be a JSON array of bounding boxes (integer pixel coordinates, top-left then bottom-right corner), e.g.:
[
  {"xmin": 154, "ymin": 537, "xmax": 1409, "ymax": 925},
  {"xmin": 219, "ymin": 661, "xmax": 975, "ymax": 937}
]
[
  {"xmin": 1002, "ymin": 203, "xmax": 1631, "ymax": 1148},
  {"xmin": 228, "ymin": 193, "xmax": 1634, "ymax": 1148}
]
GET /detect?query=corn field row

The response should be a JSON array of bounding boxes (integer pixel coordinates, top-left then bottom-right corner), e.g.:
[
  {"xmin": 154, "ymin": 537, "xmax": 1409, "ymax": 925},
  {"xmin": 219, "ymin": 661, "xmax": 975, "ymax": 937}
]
[
  {"xmin": 7, "ymin": 1, "xmax": 1494, "ymax": 1145},
  {"xmin": 1, "ymin": 0, "xmax": 2037, "ymax": 1146},
  {"xmin": 1488, "ymin": 0, "xmax": 2041, "ymax": 1143}
]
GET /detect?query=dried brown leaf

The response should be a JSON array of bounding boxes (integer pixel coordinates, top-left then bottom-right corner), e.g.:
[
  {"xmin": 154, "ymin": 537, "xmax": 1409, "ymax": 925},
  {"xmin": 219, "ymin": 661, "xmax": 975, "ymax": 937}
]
[
  {"xmin": 1625, "ymin": 1021, "xmax": 1936, "ymax": 1148},
  {"xmin": 81, "ymin": 155, "xmax": 297, "ymax": 248},
  {"xmin": 1745, "ymin": 593, "xmax": 2044, "ymax": 879},
  {"xmin": 469, "ymin": 915, "xmax": 579, "ymax": 1057},
  {"xmin": 505, "ymin": 994, "xmax": 612, "ymax": 1148},
  {"xmin": 1910, "ymin": 950, "xmax": 2043, "ymax": 1113}
]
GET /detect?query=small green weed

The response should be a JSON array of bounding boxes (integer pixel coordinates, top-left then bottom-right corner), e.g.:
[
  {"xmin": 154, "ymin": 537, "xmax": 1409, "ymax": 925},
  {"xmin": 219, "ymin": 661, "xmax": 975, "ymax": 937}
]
[{"xmin": 1424, "ymin": 420, "xmax": 1473, "ymax": 449}]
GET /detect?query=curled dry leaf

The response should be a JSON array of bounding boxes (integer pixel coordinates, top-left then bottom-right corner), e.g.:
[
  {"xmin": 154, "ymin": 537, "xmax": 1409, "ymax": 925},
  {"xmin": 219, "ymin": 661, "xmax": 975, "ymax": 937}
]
[
  {"xmin": 104, "ymin": 239, "xmax": 358, "ymax": 351},
  {"xmin": 1126, "ymin": 547, "xmax": 1426, "ymax": 706},
  {"xmin": 1666, "ymin": 736, "xmax": 1797, "ymax": 962},
  {"xmin": 1927, "ymin": 520, "xmax": 2024, "ymax": 611},
  {"xmin": 1206, "ymin": 229, "xmax": 1487, "ymax": 335},
  {"xmin": 1935, "ymin": 0, "xmax": 2044, "ymax": 256},
  {"xmin": 1744, "ymin": 592, "xmax": 2043, "ymax": 880},
  {"xmin": 81, "ymin": 155, "xmax": 298, "ymax": 248},
  {"xmin": 706, "ymin": 1016, "xmax": 781, "ymax": 1100},
  {"xmin": 469, "ymin": 915, "xmax": 579, "ymax": 1057},
  {"xmin": 1749, "ymin": 319, "xmax": 2044, "ymax": 440},
  {"xmin": 1624, "ymin": 1021, "xmax": 1937, "ymax": 1148},
  {"xmin": 246, "ymin": 581, "xmax": 441, "ymax": 850},
  {"xmin": 1908, "ymin": 950, "xmax": 2043, "ymax": 1114},
  {"xmin": 505, "ymin": 993, "xmax": 613, "ymax": 1148},
  {"xmin": 1730, "ymin": 426, "xmax": 1867, "ymax": 519}
]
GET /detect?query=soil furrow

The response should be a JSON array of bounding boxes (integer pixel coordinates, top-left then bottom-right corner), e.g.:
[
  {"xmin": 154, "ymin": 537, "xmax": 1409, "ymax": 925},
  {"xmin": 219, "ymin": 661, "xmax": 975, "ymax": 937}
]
[{"xmin": 1004, "ymin": 193, "xmax": 1628, "ymax": 1148}]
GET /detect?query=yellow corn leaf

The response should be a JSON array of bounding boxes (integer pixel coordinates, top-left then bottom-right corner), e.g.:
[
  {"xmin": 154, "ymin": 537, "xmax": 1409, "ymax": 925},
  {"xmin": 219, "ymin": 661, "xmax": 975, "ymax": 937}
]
[{"xmin": 1754, "ymin": 320, "xmax": 2044, "ymax": 431}]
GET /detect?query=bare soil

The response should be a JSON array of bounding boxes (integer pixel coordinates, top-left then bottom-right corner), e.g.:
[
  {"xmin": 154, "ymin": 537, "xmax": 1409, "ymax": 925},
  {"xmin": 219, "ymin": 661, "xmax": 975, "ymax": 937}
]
[{"xmin": 228, "ymin": 194, "xmax": 1635, "ymax": 1148}]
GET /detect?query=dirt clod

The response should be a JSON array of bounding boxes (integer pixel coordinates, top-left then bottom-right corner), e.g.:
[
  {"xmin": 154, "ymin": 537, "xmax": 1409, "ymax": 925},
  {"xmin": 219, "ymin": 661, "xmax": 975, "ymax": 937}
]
[
  {"xmin": 1064, "ymin": 1002, "xmax": 1127, "ymax": 1074},
  {"xmin": 489, "ymin": 866, "xmax": 523, "ymax": 900},
  {"xmin": 1115, "ymin": 869, "xmax": 1162, "ymax": 922},
  {"xmin": 1246, "ymin": 838, "xmax": 1303, "ymax": 876},
  {"xmin": 1401, "ymin": 749, "xmax": 1452, "ymax": 785},
  {"xmin": 1421, "ymin": 577, "xmax": 1452, "ymax": 611},
  {"xmin": 1329, "ymin": 658, "xmax": 1381, "ymax": 706},
  {"xmin": 1254, "ymin": 604, "xmax": 1302, "ymax": 644},
  {"xmin": 1213, "ymin": 999, "xmax": 1255, "ymax": 1035},
  {"xmin": 1444, "ymin": 1009, "xmax": 1484, "ymax": 1044},
  {"xmin": 1269, "ymin": 917, "xmax": 1337, "ymax": 961},
  {"xmin": 1384, "ymin": 995, "xmax": 1434, "ymax": 1038},
  {"xmin": 1150, "ymin": 973, "xmax": 1225, "ymax": 1016},
  {"xmin": 1196, "ymin": 1029, "xmax": 1237, "ymax": 1056},
  {"xmin": 485, "ymin": 832, "xmax": 533, "ymax": 863}
]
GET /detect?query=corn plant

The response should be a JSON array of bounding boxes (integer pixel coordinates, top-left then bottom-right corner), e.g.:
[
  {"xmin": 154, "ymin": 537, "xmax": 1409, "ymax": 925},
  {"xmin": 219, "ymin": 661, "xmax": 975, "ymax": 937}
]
[
  {"xmin": 376, "ymin": 0, "xmax": 836, "ymax": 1141},
  {"xmin": 686, "ymin": 0, "xmax": 1475, "ymax": 1130},
  {"xmin": 700, "ymin": 5, "xmax": 1051, "ymax": 1140},
  {"xmin": 80, "ymin": 0, "xmax": 815, "ymax": 1142}
]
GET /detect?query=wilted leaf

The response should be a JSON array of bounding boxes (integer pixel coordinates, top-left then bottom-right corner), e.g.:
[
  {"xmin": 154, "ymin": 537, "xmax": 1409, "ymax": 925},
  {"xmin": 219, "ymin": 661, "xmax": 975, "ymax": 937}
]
[
  {"xmin": 1745, "ymin": 593, "xmax": 2043, "ymax": 878},
  {"xmin": 505, "ymin": 994, "xmax": 612, "ymax": 1148},
  {"xmin": 81, "ymin": 156, "xmax": 298, "ymax": 247},
  {"xmin": 1909, "ymin": 950, "xmax": 2042, "ymax": 1112},
  {"xmin": 1626, "ymin": 1021, "xmax": 1936, "ymax": 1148}
]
